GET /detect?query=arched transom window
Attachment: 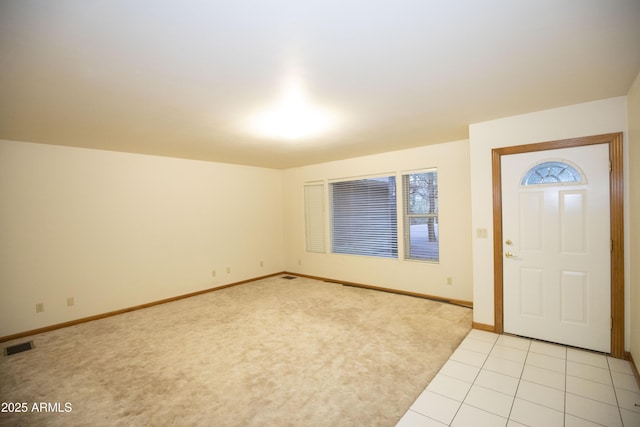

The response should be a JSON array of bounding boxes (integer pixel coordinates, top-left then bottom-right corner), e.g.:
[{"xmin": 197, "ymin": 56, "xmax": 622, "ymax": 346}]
[{"xmin": 521, "ymin": 160, "xmax": 585, "ymax": 186}]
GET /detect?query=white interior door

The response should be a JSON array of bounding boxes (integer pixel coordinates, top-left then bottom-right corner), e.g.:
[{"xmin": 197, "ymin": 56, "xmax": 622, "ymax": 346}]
[{"xmin": 501, "ymin": 144, "xmax": 611, "ymax": 353}]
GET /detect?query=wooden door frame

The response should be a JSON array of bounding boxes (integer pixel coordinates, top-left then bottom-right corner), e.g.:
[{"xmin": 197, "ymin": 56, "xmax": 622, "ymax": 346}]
[{"xmin": 492, "ymin": 133, "xmax": 625, "ymax": 358}]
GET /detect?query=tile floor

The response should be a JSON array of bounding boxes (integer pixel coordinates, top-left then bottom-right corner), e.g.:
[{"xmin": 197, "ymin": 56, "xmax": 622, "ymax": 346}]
[{"xmin": 396, "ymin": 330, "xmax": 640, "ymax": 427}]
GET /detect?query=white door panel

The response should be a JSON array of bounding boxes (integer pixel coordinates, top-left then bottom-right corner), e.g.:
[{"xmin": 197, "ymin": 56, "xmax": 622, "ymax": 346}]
[{"xmin": 502, "ymin": 144, "xmax": 611, "ymax": 353}]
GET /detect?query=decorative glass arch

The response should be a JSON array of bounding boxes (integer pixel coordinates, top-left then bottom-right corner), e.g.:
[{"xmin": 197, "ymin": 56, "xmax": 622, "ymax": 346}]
[{"xmin": 521, "ymin": 161, "xmax": 585, "ymax": 186}]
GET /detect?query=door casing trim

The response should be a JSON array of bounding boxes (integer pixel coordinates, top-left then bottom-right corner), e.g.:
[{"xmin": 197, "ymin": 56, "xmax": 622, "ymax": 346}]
[{"xmin": 491, "ymin": 133, "xmax": 624, "ymax": 358}]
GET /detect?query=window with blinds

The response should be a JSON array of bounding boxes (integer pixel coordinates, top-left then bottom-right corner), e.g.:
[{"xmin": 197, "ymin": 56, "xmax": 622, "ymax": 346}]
[
  {"xmin": 329, "ymin": 176, "xmax": 397, "ymax": 258},
  {"xmin": 304, "ymin": 184, "xmax": 325, "ymax": 253}
]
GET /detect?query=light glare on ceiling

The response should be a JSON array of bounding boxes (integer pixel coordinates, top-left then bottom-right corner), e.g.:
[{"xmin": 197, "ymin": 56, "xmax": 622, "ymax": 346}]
[{"xmin": 247, "ymin": 74, "xmax": 337, "ymax": 140}]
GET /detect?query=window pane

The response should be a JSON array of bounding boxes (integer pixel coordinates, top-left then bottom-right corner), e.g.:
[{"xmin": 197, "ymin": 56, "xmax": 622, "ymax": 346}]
[
  {"xmin": 521, "ymin": 161, "xmax": 584, "ymax": 185},
  {"xmin": 406, "ymin": 172, "xmax": 438, "ymax": 214},
  {"xmin": 408, "ymin": 217, "xmax": 439, "ymax": 260},
  {"xmin": 330, "ymin": 176, "xmax": 397, "ymax": 258},
  {"xmin": 403, "ymin": 172, "xmax": 438, "ymax": 261}
]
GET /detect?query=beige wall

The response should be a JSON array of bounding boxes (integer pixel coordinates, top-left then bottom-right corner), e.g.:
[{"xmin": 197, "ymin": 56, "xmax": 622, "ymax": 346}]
[
  {"xmin": 3, "ymin": 92, "xmax": 636, "ymax": 352},
  {"xmin": 282, "ymin": 139, "xmax": 473, "ymax": 302},
  {"xmin": 468, "ymin": 97, "xmax": 631, "ymax": 348},
  {"xmin": 628, "ymin": 72, "xmax": 640, "ymax": 362},
  {"xmin": 0, "ymin": 140, "xmax": 285, "ymax": 337}
]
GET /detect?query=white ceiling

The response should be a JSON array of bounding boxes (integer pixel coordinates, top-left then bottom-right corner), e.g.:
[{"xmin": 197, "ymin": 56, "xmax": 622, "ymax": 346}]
[{"xmin": 1, "ymin": 0, "xmax": 639, "ymax": 169}]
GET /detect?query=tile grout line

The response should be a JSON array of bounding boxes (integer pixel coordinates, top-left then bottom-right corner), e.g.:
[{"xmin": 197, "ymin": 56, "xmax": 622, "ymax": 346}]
[
  {"xmin": 503, "ymin": 338, "xmax": 531, "ymax": 425},
  {"xmin": 400, "ymin": 333, "xmax": 638, "ymax": 427},
  {"xmin": 404, "ymin": 333, "xmax": 490, "ymax": 425},
  {"xmin": 460, "ymin": 333, "xmax": 530, "ymax": 425},
  {"xmin": 564, "ymin": 349, "xmax": 568, "ymax": 427},
  {"xmin": 564, "ymin": 351, "xmax": 630, "ymax": 427},
  {"xmin": 446, "ymin": 332, "xmax": 499, "ymax": 426},
  {"xmin": 467, "ymin": 335, "xmax": 636, "ymax": 426},
  {"xmin": 607, "ymin": 357, "xmax": 625, "ymax": 426}
]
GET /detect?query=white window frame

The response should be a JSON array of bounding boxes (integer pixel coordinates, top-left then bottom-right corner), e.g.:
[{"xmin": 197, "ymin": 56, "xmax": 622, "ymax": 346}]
[{"xmin": 402, "ymin": 169, "xmax": 439, "ymax": 262}]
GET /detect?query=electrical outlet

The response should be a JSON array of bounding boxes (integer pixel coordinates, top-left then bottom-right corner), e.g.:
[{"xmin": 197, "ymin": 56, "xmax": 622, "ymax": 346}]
[
  {"xmin": 66, "ymin": 297, "xmax": 74, "ymax": 307},
  {"xmin": 260, "ymin": 260, "xmax": 264, "ymax": 267},
  {"xmin": 212, "ymin": 270, "xmax": 216, "ymax": 277},
  {"xmin": 446, "ymin": 277, "xmax": 453, "ymax": 285},
  {"xmin": 35, "ymin": 303, "xmax": 44, "ymax": 313},
  {"xmin": 226, "ymin": 267, "xmax": 231, "ymax": 274},
  {"xmin": 298, "ymin": 259, "xmax": 302, "ymax": 266}
]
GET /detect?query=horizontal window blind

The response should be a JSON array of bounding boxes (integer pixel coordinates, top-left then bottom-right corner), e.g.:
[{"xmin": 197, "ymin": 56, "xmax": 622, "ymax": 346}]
[
  {"xmin": 304, "ymin": 184, "xmax": 325, "ymax": 253},
  {"xmin": 330, "ymin": 176, "xmax": 397, "ymax": 258}
]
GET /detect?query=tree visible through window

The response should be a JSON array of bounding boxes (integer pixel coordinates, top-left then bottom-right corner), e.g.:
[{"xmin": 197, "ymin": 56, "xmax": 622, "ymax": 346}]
[{"xmin": 403, "ymin": 171, "xmax": 438, "ymax": 261}]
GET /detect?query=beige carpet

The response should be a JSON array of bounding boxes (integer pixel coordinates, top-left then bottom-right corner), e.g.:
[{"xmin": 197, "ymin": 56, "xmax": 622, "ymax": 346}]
[{"xmin": 0, "ymin": 276, "xmax": 472, "ymax": 426}]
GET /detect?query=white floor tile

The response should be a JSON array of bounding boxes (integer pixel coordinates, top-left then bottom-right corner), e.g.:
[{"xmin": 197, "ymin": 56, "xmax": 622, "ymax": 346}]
[
  {"xmin": 466, "ymin": 329, "xmax": 499, "ymax": 344},
  {"xmin": 510, "ymin": 398, "xmax": 564, "ymax": 427},
  {"xmin": 611, "ymin": 371, "xmax": 640, "ymax": 393},
  {"xmin": 427, "ymin": 373, "xmax": 473, "ymax": 402},
  {"xmin": 621, "ymin": 408, "xmax": 640, "ymax": 427},
  {"xmin": 395, "ymin": 410, "xmax": 448, "ymax": 427},
  {"xmin": 521, "ymin": 365, "xmax": 566, "ymax": 391},
  {"xmin": 566, "ymin": 375, "xmax": 617, "ymax": 405},
  {"xmin": 474, "ymin": 369, "xmax": 519, "ymax": 396},
  {"xmin": 483, "ymin": 355, "xmax": 525, "ymax": 378},
  {"xmin": 607, "ymin": 356, "xmax": 634, "ymax": 375},
  {"xmin": 459, "ymin": 337, "xmax": 495, "ymax": 354},
  {"xmin": 437, "ymin": 360, "xmax": 481, "ymax": 383},
  {"xmin": 567, "ymin": 361, "xmax": 612, "ymax": 385},
  {"xmin": 451, "ymin": 403, "xmax": 507, "ymax": 427},
  {"xmin": 614, "ymin": 387, "xmax": 640, "ymax": 413},
  {"xmin": 398, "ymin": 331, "xmax": 638, "ymax": 427},
  {"xmin": 564, "ymin": 414, "xmax": 607, "ymax": 427},
  {"xmin": 567, "ymin": 348, "xmax": 609, "ymax": 369},
  {"xmin": 411, "ymin": 390, "xmax": 461, "ymax": 425},
  {"xmin": 525, "ymin": 351, "xmax": 566, "ymax": 374},
  {"xmin": 516, "ymin": 380, "xmax": 565, "ymax": 412},
  {"xmin": 490, "ymin": 345, "xmax": 528, "ymax": 364},
  {"xmin": 529, "ymin": 340, "xmax": 567, "ymax": 359},
  {"xmin": 450, "ymin": 347, "xmax": 488, "ymax": 367},
  {"xmin": 565, "ymin": 393, "xmax": 622, "ymax": 427},
  {"xmin": 463, "ymin": 384, "xmax": 514, "ymax": 418},
  {"xmin": 496, "ymin": 335, "xmax": 531, "ymax": 351}
]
